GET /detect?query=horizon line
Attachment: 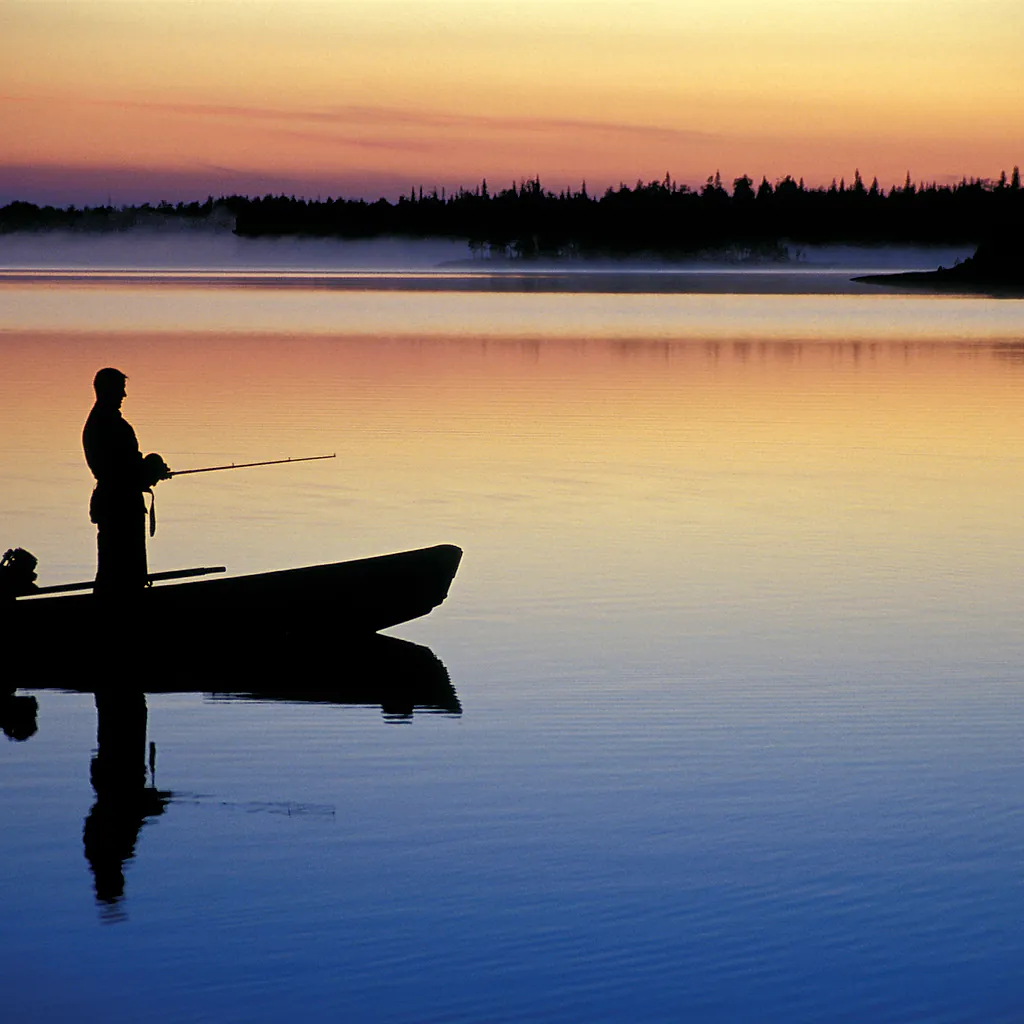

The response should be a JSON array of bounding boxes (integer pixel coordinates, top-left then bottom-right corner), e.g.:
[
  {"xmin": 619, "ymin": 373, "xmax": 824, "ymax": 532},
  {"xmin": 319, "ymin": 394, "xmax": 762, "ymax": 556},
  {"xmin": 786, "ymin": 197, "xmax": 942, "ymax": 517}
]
[{"xmin": 2, "ymin": 163, "xmax": 1021, "ymax": 210}]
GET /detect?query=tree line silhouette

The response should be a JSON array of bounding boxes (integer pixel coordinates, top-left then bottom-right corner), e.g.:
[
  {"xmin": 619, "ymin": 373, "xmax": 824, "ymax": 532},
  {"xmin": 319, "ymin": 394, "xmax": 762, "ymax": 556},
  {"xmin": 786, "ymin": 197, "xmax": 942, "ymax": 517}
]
[{"xmin": 2, "ymin": 168, "xmax": 1021, "ymax": 256}]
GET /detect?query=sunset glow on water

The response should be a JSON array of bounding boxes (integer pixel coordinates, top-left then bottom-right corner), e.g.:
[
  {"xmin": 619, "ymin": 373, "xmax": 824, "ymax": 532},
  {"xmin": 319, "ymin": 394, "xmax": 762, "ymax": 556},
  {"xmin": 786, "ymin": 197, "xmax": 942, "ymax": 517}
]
[{"xmin": 3, "ymin": 278, "xmax": 1024, "ymax": 1021}]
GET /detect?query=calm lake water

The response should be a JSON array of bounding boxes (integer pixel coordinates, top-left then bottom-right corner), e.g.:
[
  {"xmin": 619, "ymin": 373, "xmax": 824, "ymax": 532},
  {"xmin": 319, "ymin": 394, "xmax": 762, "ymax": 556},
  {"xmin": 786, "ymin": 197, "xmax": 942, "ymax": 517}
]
[{"xmin": 2, "ymin": 267, "xmax": 1024, "ymax": 1022}]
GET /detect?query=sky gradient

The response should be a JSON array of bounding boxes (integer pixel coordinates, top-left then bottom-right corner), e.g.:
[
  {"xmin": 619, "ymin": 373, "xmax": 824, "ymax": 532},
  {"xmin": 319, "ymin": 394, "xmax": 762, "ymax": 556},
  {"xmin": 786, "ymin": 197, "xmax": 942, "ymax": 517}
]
[{"xmin": 2, "ymin": 0, "xmax": 1022, "ymax": 203}]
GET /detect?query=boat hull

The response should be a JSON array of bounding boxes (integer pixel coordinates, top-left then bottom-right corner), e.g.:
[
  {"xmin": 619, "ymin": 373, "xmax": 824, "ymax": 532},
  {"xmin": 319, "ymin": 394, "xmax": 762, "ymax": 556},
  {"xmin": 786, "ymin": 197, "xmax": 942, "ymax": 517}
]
[{"xmin": 12, "ymin": 543, "xmax": 463, "ymax": 644}]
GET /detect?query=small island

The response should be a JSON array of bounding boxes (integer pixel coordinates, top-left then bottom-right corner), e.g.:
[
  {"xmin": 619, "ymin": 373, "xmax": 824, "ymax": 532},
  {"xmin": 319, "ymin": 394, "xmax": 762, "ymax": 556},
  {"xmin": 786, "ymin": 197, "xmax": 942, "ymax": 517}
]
[{"xmin": 855, "ymin": 235, "xmax": 1024, "ymax": 294}]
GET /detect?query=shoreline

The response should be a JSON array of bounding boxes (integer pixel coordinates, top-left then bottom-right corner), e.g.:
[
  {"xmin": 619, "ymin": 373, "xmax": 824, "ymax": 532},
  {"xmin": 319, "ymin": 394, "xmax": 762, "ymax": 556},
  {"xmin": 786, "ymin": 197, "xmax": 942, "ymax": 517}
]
[{"xmin": 0, "ymin": 266, "xmax": 990, "ymax": 297}]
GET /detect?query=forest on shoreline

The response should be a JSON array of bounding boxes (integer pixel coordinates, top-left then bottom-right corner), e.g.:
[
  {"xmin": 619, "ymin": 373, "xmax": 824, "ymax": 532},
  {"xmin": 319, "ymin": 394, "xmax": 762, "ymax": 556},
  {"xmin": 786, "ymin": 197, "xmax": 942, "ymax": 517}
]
[{"xmin": 1, "ymin": 169, "xmax": 1021, "ymax": 257}]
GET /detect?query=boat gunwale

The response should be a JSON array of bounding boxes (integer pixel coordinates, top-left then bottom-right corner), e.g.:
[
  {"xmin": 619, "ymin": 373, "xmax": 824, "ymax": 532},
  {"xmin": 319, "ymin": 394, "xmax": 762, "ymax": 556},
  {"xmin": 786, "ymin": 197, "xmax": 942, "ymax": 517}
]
[{"xmin": 13, "ymin": 543, "xmax": 462, "ymax": 607}]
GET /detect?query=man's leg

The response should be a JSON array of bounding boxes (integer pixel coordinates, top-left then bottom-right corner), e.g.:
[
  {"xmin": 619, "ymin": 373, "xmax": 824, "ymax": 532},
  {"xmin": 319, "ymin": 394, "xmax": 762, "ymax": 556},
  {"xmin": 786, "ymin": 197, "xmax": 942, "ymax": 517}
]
[{"xmin": 95, "ymin": 509, "xmax": 148, "ymax": 595}]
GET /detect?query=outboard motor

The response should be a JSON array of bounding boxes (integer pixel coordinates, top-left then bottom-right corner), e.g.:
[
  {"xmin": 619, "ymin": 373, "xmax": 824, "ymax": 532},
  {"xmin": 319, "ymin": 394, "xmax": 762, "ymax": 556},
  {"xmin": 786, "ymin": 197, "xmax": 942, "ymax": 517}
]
[
  {"xmin": 1, "ymin": 548, "xmax": 39, "ymax": 697},
  {"xmin": 0, "ymin": 548, "xmax": 39, "ymax": 601}
]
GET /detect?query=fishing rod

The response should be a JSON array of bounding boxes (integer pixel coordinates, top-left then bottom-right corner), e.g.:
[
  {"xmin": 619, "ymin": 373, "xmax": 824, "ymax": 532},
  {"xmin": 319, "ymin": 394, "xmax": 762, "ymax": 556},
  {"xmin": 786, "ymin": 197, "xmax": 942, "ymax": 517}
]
[
  {"xmin": 168, "ymin": 453, "xmax": 336, "ymax": 477},
  {"xmin": 143, "ymin": 453, "xmax": 334, "ymax": 537}
]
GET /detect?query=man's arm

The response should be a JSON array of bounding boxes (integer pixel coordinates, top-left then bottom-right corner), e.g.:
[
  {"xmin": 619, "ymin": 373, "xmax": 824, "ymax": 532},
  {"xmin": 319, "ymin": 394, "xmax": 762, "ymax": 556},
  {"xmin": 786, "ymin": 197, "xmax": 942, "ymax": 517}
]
[{"xmin": 83, "ymin": 409, "xmax": 145, "ymax": 486}]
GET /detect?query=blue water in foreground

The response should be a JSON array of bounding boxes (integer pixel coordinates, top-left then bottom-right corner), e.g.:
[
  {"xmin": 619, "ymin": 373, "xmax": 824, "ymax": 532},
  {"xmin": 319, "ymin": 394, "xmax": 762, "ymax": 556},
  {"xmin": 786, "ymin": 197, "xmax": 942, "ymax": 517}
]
[{"xmin": 2, "ymin": 272, "xmax": 1023, "ymax": 1022}]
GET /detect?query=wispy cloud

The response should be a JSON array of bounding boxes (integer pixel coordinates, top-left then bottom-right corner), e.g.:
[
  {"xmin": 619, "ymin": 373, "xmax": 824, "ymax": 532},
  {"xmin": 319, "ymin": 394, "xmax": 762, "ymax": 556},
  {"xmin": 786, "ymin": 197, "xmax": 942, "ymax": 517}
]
[{"xmin": 0, "ymin": 93, "xmax": 721, "ymax": 146}]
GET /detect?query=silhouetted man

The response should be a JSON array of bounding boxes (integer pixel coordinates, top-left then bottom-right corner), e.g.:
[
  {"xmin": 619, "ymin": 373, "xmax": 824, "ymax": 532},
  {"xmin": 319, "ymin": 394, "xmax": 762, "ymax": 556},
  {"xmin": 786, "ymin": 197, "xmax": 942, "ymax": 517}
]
[{"xmin": 83, "ymin": 368, "xmax": 169, "ymax": 596}]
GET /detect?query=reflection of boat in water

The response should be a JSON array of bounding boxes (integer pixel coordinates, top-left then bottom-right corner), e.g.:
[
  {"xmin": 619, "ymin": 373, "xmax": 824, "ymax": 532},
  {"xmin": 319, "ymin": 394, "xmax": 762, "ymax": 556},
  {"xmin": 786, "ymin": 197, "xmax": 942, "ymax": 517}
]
[
  {"xmin": 10, "ymin": 543, "xmax": 463, "ymax": 641},
  {"xmin": 0, "ymin": 693, "xmax": 38, "ymax": 740},
  {"xmin": 32, "ymin": 632, "xmax": 462, "ymax": 718},
  {"xmin": 204, "ymin": 632, "xmax": 462, "ymax": 718},
  {"xmin": 13, "ymin": 632, "xmax": 460, "ymax": 918}
]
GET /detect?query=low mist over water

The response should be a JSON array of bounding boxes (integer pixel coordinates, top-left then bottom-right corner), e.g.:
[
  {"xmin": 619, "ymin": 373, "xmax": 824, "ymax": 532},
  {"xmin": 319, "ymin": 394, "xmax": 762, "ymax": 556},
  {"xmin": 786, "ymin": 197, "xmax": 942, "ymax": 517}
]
[
  {"xmin": 0, "ymin": 227, "xmax": 973, "ymax": 276},
  {"xmin": 0, "ymin": 229, "xmax": 473, "ymax": 272}
]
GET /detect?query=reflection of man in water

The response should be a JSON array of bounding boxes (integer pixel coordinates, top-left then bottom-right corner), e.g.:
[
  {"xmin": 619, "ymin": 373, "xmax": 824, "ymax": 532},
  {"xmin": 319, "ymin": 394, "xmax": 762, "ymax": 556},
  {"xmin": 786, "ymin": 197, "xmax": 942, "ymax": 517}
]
[
  {"xmin": 84, "ymin": 689, "xmax": 169, "ymax": 917},
  {"xmin": 83, "ymin": 368, "xmax": 170, "ymax": 595}
]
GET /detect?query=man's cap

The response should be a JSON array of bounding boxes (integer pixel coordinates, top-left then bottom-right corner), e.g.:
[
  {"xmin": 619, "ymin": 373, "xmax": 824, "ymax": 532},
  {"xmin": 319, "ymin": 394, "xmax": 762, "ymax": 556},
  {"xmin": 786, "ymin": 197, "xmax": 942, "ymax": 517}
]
[{"xmin": 93, "ymin": 367, "xmax": 127, "ymax": 394}]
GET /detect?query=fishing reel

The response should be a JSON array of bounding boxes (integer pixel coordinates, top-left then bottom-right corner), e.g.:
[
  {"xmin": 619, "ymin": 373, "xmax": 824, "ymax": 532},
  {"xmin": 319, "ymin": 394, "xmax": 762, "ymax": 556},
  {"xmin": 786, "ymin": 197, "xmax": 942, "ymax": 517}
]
[
  {"xmin": 143, "ymin": 453, "xmax": 171, "ymax": 486},
  {"xmin": 0, "ymin": 547, "xmax": 39, "ymax": 600}
]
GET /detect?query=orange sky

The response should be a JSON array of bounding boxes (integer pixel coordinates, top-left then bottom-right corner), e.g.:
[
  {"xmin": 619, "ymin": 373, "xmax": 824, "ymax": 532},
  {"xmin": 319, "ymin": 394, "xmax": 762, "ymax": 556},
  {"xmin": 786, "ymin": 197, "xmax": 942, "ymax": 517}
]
[{"xmin": 1, "ymin": 1, "xmax": 1022, "ymax": 203}]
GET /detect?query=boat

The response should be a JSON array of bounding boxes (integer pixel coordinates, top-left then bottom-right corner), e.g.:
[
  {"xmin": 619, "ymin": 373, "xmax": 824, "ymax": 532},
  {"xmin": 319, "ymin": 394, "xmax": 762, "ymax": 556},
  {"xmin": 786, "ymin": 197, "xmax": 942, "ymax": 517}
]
[{"xmin": 8, "ymin": 544, "xmax": 463, "ymax": 650}]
